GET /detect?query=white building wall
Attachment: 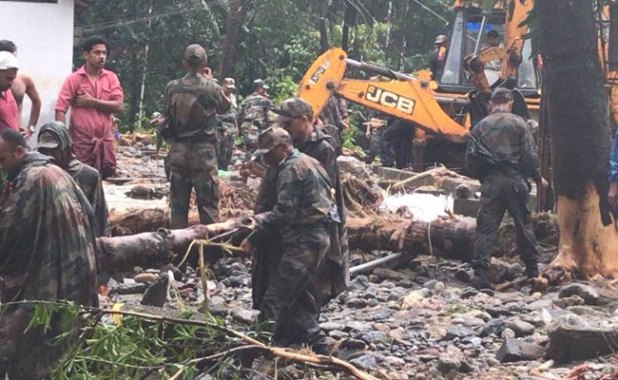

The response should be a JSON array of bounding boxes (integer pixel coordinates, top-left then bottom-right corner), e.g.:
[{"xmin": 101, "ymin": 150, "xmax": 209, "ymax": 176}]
[{"xmin": 0, "ymin": 0, "xmax": 75, "ymax": 129}]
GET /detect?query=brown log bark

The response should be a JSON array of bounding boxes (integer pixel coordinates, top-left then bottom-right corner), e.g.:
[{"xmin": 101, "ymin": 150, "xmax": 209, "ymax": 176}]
[
  {"xmin": 538, "ymin": 0, "xmax": 618, "ymax": 279},
  {"xmin": 101, "ymin": 211, "xmax": 475, "ymax": 272},
  {"xmin": 97, "ymin": 218, "xmax": 252, "ymax": 272}
]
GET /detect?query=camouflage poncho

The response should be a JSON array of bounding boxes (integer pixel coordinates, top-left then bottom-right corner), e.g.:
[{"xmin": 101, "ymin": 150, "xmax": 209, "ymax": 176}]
[{"xmin": 0, "ymin": 152, "xmax": 98, "ymax": 378}]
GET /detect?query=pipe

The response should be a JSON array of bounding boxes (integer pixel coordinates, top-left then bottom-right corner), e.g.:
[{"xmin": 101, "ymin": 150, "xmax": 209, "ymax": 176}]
[{"xmin": 350, "ymin": 252, "xmax": 406, "ymax": 276}]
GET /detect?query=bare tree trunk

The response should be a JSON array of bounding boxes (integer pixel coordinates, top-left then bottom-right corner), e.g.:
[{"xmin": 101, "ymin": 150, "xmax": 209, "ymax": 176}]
[
  {"xmin": 342, "ymin": 1, "xmax": 356, "ymax": 52},
  {"xmin": 218, "ymin": 0, "xmax": 254, "ymax": 79},
  {"xmin": 538, "ymin": 0, "xmax": 618, "ymax": 278},
  {"xmin": 318, "ymin": 0, "xmax": 330, "ymax": 52}
]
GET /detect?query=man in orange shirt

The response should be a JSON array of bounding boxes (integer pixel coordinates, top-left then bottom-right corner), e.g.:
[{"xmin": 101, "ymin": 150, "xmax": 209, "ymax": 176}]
[{"xmin": 55, "ymin": 36, "xmax": 124, "ymax": 179}]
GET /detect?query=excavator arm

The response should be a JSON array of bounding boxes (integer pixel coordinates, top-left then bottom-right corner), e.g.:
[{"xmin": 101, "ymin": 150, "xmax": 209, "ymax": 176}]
[{"xmin": 298, "ymin": 48, "xmax": 469, "ymax": 143}]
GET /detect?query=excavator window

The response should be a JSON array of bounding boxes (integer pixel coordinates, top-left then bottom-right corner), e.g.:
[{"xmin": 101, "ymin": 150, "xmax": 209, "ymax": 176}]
[{"xmin": 440, "ymin": 7, "xmax": 538, "ymax": 95}]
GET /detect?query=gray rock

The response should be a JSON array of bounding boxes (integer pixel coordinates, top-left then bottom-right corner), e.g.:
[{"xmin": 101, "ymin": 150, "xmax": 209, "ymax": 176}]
[
  {"xmin": 558, "ymin": 283, "xmax": 600, "ymax": 305},
  {"xmin": 360, "ymin": 331, "xmax": 389, "ymax": 344},
  {"xmin": 350, "ymin": 354, "xmax": 377, "ymax": 370},
  {"xmin": 501, "ymin": 328, "xmax": 516, "ymax": 339},
  {"xmin": 455, "ymin": 269, "xmax": 474, "ymax": 283},
  {"xmin": 496, "ymin": 339, "xmax": 545, "ymax": 362},
  {"xmin": 507, "ymin": 319, "xmax": 535, "ymax": 337},
  {"xmin": 231, "ymin": 308, "xmax": 258, "ymax": 324},
  {"xmin": 348, "ymin": 275, "xmax": 369, "ymax": 291},
  {"xmin": 423, "ymin": 279, "xmax": 438, "ymax": 289},
  {"xmin": 321, "ymin": 322, "xmax": 345, "ymax": 331},
  {"xmin": 346, "ymin": 297, "xmax": 368, "ymax": 308},
  {"xmin": 339, "ymin": 338, "xmax": 366, "ymax": 350},
  {"xmin": 346, "ymin": 321, "xmax": 372, "ymax": 332},
  {"xmin": 437, "ymin": 353, "xmax": 461, "ymax": 373},
  {"xmin": 445, "ymin": 326, "xmax": 475, "ymax": 340}
]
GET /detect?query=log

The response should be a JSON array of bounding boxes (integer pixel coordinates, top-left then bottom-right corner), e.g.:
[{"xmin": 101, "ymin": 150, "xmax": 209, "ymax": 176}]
[
  {"xmin": 100, "ymin": 213, "xmax": 476, "ymax": 273},
  {"xmin": 97, "ymin": 218, "xmax": 252, "ymax": 272}
]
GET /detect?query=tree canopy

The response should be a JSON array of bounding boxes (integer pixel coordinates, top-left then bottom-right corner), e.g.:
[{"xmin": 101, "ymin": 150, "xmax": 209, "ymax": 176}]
[{"xmin": 76, "ymin": 0, "xmax": 450, "ymax": 131}]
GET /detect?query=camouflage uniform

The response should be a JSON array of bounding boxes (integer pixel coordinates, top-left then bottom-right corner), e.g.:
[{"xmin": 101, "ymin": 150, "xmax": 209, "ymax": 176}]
[
  {"xmin": 38, "ymin": 121, "xmax": 109, "ymax": 237},
  {"xmin": 238, "ymin": 92, "xmax": 273, "ymax": 149},
  {"xmin": 0, "ymin": 152, "xmax": 98, "ymax": 379},
  {"xmin": 465, "ymin": 110, "xmax": 542, "ymax": 276},
  {"xmin": 320, "ymin": 96, "xmax": 348, "ymax": 154},
  {"xmin": 249, "ymin": 148, "xmax": 332, "ymax": 347},
  {"xmin": 255, "ymin": 127, "xmax": 349, "ymax": 307},
  {"xmin": 164, "ymin": 71, "xmax": 230, "ymax": 228},
  {"xmin": 216, "ymin": 95, "xmax": 238, "ymax": 170}
]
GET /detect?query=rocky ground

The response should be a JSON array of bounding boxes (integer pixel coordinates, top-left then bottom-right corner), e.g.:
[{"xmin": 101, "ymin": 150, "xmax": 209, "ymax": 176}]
[{"xmin": 101, "ymin": 140, "xmax": 618, "ymax": 380}]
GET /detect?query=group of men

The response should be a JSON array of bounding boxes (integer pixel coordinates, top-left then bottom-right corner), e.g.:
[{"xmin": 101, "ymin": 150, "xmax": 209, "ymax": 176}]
[
  {"xmin": 0, "ymin": 36, "xmax": 119, "ymax": 378},
  {"xmin": 160, "ymin": 43, "xmax": 349, "ymax": 353}
]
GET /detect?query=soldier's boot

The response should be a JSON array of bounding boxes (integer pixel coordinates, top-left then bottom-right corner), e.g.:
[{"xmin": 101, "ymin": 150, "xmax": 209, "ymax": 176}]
[
  {"xmin": 471, "ymin": 267, "xmax": 495, "ymax": 290},
  {"xmin": 524, "ymin": 262, "xmax": 539, "ymax": 279}
]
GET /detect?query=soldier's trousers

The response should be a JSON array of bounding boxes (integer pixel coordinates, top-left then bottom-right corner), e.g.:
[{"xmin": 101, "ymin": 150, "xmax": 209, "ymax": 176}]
[
  {"xmin": 471, "ymin": 173, "xmax": 540, "ymax": 271},
  {"xmin": 216, "ymin": 129, "xmax": 235, "ymax": 170},
  {"xmin": 168, "ymin": 139, "xmax": 219, "ymax": 229},
  {"xmin": 259, "ymin": 227, "xmax": 330, "ymax": 347}
]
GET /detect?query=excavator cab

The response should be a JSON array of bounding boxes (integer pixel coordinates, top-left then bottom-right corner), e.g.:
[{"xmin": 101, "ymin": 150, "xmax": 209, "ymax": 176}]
[{"xmin": 439, "ymin": 4, "xmax": 540, "ymax": 97}]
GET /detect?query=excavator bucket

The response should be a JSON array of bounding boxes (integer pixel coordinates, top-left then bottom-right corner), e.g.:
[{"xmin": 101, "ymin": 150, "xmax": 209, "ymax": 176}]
[{"xmin": 298, "ymin": 48, "xmax": 348, "ymax": 119}]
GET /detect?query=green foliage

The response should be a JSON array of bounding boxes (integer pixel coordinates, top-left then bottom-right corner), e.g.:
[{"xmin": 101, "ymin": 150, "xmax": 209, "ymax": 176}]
[{"xmin": 77, "ymin": 0, "xmax": 450, "ymax": 127}]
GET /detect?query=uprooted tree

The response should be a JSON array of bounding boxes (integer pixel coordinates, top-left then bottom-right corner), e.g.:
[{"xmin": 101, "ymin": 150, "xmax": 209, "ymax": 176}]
[{"xmin": 538, "ymin": 0, "xmax": 618, "ymax": 278}]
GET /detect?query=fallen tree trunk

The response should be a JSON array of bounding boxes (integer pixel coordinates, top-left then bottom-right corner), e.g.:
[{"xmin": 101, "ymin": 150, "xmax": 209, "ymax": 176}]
[
  {"xmin": 99, "ymin": 213, "xmax": 476, "ymax": 272},
  {"xmin": 97, "ymin": 218, "xmax": 252, "ymax": 272}
]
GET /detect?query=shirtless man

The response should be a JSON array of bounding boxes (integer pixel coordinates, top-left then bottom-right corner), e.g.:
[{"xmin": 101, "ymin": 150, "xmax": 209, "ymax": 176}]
[{"xmin": 0, "ymin": 40, "xmax": 41, "ymax": 134}]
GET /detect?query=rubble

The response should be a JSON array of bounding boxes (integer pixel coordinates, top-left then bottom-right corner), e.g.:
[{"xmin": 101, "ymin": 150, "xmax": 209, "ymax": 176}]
[{"xmin": 95, "ymin": 138, "xmax": 618, "ymax": 378}]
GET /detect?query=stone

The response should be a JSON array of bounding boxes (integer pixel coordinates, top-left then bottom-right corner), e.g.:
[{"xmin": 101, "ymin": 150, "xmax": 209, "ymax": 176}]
[
  {"xmin": 547, "ymin": 323, "xmax": 618, "ymax": 362},
  {"xmin": 437, "ymin": 353, "xmax": 461, "ymax": 374},
  {"xmin": 433, "ymin": 281, "xmax": 446, "ymax": 293},
  {"xmin": 231, "ymin": 308, "xmax": 258, "ymax": 324},
  {"xmin": 496, "ymin": 339, "xmax": 545, "ymax": 362},
  {"xmin": 455, "ymin": 269, "xmax": 474, "ymax": 283},
  {"xmin": 321, "ymin": 322, "xmax": 345, "ymax": 331},
  {"xmin": 339, "ymin": 338, "xmax": 367, "ymax": 350},
  {"xmin": 445, "ymin": 326, "xmax": 475, "ymax": 340},
  {"xmin": 501, "ymin": 328, "xmax": 516, "ymax": 339},
  {"xmin": 507, "ymin": 319, "xmax": 535, "ymax": 337},
  {"xmin": 208, "ymin": 296, "xmax": 228, "ymax": 317},
  {"xmin": 373, "ymin": 268, "xmax": 408, "ymax": 282},
  {"xmin": 558, "ymin": 283, "xmax": 600, "ymax": 305},
  {"xmin": 134, "ymin": 272, "xmax": 158, "ymax": 284},
  {"xmin": 345, "ymin": 297, "xmax": 368, "ymax": 308},
  {"xmin": 350, "ymin": 354, "xmax": 377, "ymax": 370},
  {"xmin": 360, "ymin": 331, "xmax": 389, "ymax": 344},
  {"xmin": 423, "ymin": 279, "xmax": 438, "ymax": 289},
  {"xmin": 345, "ymin": 321, "xmax": 372, "ymax": 332},
  {"xmin": 348, "ymin": 275, "xmax": 369, "ymax": 291}
]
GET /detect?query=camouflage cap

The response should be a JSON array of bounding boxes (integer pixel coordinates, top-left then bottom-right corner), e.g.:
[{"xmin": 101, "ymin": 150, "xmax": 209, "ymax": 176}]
[
  {"xmin": 271, "ymin": 97, "xmax": 313, "ymax": 123},
  {"xmin": 253, "ymin": 126, "xmax": 293, "ymax": 156},
  {"xmin": 490, "ymin": 87, "xmax": 514, "ymax": 103},
  {"xmin": 37, "ymin": 131, "xmax": 61, "ymax": 149},
  {"xmin": 184, "ymin": 44, "xmax": 207, "ymax": 64},
  {"xmin": 223, "ymin": 77, "xmax": 236, "ymax": 89},
  {"xmin": 252, "ymin": 78, "xmax": 269, "ymax": 90}
]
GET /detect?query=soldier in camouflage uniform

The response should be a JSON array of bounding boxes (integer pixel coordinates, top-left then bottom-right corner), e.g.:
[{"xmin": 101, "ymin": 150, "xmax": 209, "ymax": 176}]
[
  {"xmin": 241, "ymin": 127, "xmax": 333, "ymax": 353},
  {"xmin": 36, "ymin": 121, "xmax": 108, "ymax": 237},
  {"xmin": 0, "ymin": 128, "xmax": 98, "ymax": 379},
  {"xmin": 216, "ymin": 77, "xmax": 238, "ymax": 170},
  {"xmin": 465, "ymin": 88, "xmax": 548, "ymax": 290},
  {"xmin": 272, "ymin": 97, "xmax": 348, "ymax": 305},
  {"xmin": 319, "ymin": 96, "xmax": 349, "ymax": 155},
  {"xmin": 163, "ymin": 44, "xmax": 230, "ymax": 228},
  {"xmin": 237, "ymin": 79, "xmax": 273, "ymax": 149}
]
